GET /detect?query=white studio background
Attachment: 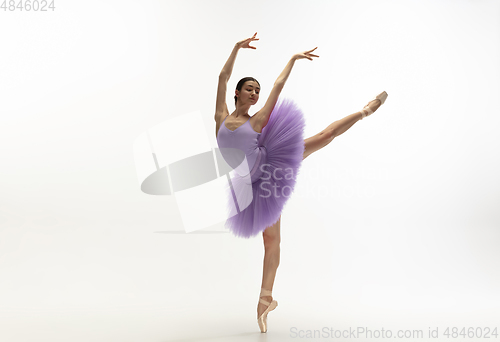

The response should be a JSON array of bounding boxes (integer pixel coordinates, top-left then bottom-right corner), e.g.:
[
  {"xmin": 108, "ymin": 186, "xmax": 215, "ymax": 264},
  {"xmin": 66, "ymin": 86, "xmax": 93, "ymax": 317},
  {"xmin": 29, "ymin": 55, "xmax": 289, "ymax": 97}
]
[{"xmin": 0, "ymin": 0, "xmax": 499, "ymax": 341}]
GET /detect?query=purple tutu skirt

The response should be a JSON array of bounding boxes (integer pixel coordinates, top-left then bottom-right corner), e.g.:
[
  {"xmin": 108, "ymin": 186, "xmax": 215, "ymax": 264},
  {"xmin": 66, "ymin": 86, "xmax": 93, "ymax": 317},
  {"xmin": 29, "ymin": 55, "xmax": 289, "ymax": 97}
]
[{"xmin": 223, "ymin": 98, "xmax": 306, "ymax": 238}]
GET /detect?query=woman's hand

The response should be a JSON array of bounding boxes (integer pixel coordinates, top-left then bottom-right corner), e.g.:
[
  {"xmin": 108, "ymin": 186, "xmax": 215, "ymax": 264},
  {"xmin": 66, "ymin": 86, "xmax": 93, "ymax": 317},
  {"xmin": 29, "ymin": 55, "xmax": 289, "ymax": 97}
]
[
  {"xmin": 236, "ymin": 32, "xmax": 259, "ymax": 49},
  {"xmin": 293, "ymin": 47, "xmax": 319, "ymax": 61}
]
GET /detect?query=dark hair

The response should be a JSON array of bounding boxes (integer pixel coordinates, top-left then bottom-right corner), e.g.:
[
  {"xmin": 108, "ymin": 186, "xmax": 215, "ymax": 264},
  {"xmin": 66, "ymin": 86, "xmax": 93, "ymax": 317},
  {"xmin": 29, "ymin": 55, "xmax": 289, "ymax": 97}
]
[{"xmin": 234, "ymin": 77, "xmax": 260, "ymax": 106}]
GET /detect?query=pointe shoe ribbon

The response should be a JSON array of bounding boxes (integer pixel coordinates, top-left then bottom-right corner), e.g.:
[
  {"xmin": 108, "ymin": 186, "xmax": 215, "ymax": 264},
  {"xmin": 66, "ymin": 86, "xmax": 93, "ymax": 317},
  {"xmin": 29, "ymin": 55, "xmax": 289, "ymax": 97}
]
[
  {"xmin": 257, "ymin": 287, "xmax": 278, "ymax": 333},
  {"xmin": 360, "ymin": 91, "xmax": 388, "ymax": 120}
]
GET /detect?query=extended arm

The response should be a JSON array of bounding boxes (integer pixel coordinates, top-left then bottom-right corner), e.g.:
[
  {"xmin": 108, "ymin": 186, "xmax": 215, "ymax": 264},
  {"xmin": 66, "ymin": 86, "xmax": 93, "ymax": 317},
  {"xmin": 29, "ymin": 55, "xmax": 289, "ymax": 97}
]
[
  {"xmin": 215, "ymin": 33, "xmax": 259, "ymax": 119},
  {"xmin": 219, "ymin": 44, "xmax": 240, "ymax": 81},
  {"xmin": 255, "ymin": 47, "xmax": 319, "ymax": 127},
  {"xmin": 215, "ymin": 45, "xmax": 239, "ymax": 118}
]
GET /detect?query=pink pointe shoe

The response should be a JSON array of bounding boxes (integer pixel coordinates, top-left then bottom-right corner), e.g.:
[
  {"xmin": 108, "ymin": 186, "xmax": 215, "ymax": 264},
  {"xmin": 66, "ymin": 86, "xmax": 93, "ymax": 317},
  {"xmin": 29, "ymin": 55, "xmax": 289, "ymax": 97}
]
[
  {"xmin": 257, "ymin": 287, "xmax": 278, "ymax": 333},
  {"xmin": 360, "ymin": 91, "xmax": 388, "ymax": 119}
]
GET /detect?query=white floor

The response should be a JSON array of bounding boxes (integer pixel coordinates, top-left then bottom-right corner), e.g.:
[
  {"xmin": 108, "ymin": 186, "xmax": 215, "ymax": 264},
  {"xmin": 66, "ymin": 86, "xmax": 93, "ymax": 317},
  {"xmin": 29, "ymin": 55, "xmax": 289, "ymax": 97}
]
[
  {"xmin": 1, "ymin": 300, "xmax": 498, "ymax": 341},
  {"xmin": 1, "ymin": 207, "xmax": 499, "ymax": 342}
]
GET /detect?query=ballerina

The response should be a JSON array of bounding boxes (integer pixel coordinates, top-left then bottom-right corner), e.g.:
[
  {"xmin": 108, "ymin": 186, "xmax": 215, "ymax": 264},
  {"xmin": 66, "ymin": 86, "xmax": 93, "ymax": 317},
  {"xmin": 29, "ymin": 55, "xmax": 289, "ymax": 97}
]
[{"xmin": 214, "ymin": 32, "xmax": 388, "ymax": 333}]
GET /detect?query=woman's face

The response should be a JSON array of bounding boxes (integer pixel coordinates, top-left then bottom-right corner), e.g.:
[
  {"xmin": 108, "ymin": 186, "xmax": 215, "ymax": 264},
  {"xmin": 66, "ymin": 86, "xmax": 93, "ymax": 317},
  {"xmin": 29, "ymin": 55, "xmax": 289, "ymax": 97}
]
[{"xmin": 236, "ymin": 81, "xmax": 260, "ymax": 106}]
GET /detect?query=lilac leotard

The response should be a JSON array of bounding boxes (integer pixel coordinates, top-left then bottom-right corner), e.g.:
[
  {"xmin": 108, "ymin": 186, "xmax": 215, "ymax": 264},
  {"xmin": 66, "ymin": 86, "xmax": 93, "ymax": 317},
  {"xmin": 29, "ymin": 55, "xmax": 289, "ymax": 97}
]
[
  {"xmin": 215, "ymin": 98, "xmax": 306, "ymax": 239},
  {"xmin": 217, "ymin": 115, "xmax": 268, "ymax": 183}
]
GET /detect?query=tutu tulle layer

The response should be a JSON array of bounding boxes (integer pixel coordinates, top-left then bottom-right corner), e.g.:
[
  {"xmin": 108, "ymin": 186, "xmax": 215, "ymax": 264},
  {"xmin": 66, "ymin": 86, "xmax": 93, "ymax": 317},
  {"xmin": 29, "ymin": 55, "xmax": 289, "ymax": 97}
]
[{"xmin": 224, "ymin": 98, "xmax": 305, "ymax": 238}]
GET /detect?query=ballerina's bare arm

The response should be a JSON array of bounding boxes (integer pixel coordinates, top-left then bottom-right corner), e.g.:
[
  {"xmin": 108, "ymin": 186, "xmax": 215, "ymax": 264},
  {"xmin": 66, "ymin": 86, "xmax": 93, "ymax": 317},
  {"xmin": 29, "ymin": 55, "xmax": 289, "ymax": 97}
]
[
  {"xmin": 215, "ymin": 33, "xmax": 260, "ymax": 120},
  {"xmin": 255, "ymin": 47, "xmax": 319, "ymax": 127}
]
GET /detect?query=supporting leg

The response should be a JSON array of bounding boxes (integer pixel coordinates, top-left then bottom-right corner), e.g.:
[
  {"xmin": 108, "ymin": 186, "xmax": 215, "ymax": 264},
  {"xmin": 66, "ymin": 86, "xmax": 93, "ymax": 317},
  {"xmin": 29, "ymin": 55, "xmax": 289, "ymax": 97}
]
[{"xmin": 257, "ymin": 215, "xmax": 281, "ymax": 319}]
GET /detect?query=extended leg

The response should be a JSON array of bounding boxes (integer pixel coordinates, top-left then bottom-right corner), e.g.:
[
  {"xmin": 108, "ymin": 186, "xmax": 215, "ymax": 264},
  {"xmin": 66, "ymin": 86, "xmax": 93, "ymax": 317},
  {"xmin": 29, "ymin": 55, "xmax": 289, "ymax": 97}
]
[
  {"xmin": 257, "ymin": 215, "xmax": 281, "ymax": 319},
  {"xmin": 302, "ymin": 99, "xmax": 382, "ymax": 160},
  {"xmin": 302, "ymin": 111, "xmax": 361, "ymax": 160}
]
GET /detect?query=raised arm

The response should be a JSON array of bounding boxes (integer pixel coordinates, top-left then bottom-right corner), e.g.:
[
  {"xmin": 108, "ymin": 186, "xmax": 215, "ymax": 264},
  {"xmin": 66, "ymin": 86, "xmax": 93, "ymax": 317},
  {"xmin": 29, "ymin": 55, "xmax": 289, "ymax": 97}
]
[
  {"xmin": 215, "ymin": 33, "xmax": 259, "ymax": 120},
  {"xmin": 255, "ymin": 47, "xmax": 319, "ymax": 127}
]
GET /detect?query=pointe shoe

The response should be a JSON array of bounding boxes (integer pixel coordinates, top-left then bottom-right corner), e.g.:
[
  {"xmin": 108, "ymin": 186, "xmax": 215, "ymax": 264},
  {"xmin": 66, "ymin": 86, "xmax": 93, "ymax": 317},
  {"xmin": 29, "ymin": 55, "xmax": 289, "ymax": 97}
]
[
  {"xmin": 257, "ymin": 287, "xmax": 278, "ymax": 333},
  {"xmin": 360, "ymin": 91, "xmax": 388, "ymax": 120}
]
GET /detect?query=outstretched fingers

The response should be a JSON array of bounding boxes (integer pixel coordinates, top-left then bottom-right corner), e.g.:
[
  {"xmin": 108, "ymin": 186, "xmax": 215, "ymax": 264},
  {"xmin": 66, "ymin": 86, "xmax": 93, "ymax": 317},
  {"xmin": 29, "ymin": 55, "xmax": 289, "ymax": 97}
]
[
  {"xmin": 249, "ymin": 32, "xmax": 259, "ymax": 48},
  {"xmin": 306, "ymin": 47, "xmax": 319, "ymax": 59},
  {"xmin": 237, "ymin": 32, "xmax": 260, "ymax": 49},
  {"xmin": 295, "ymin": 47, "xmax": 319, "ymax": 60}
]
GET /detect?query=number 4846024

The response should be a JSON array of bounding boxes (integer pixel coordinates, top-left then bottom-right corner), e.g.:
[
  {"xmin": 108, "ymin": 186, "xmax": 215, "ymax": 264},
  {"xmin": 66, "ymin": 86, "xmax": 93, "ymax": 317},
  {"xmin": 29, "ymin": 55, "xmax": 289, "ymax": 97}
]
[{"xmin": 1, "ymin": 0, "xmax": 55, "ymax": 11}]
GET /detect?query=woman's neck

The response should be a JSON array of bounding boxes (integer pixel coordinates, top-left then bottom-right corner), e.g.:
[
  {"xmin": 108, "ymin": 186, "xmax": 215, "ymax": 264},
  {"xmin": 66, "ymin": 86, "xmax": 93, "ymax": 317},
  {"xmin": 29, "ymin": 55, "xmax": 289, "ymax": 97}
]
[{"xmin": 234, "ymin": 104, "xmax": 251, "ymax": 118}]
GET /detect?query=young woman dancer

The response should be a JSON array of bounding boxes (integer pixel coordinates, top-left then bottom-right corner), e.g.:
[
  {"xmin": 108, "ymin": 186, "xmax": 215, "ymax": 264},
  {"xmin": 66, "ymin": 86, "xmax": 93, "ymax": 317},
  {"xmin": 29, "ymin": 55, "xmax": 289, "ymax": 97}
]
[{"xmin": 214, "ymin": 33, "xmax": 388, "ymax": 333}]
